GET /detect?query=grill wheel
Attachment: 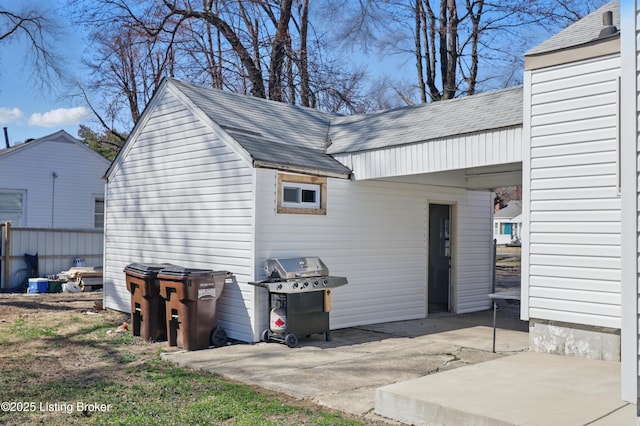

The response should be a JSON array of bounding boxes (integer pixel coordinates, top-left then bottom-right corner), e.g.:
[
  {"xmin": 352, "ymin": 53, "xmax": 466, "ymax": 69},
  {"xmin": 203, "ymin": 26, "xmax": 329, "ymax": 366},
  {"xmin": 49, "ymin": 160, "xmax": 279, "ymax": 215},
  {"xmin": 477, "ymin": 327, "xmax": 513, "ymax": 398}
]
[{"xmin": 284, "ymin": 333, "xmax": 298, "ymax": 348}]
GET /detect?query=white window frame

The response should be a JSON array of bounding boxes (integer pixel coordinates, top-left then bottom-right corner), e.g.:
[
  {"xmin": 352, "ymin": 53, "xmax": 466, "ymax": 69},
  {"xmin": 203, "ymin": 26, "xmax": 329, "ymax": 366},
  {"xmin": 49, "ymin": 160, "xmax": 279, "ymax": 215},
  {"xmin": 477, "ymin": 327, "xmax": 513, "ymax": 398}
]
[
  {"xmin": 281, "ymin": 182, "xmax": 321, "ymax": 209},
  {"xmin": 0, "ymin": 189, "xmax": 26, "ymax": 226},
  {"xmin": 277, "ymin": 173, "xmax": 326, "ymax": 215},
  {"xmin": 93, "ymin": 196, "xmax": 105, "ymax": 228}
]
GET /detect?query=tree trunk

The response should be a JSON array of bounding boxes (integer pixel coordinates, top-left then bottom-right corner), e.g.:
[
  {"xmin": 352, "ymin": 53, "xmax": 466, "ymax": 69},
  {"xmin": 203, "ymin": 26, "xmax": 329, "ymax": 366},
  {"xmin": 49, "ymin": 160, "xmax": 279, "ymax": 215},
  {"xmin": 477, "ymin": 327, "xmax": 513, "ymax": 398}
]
[
  {"xmin": 422, "ymin": 1, "xmax": 440, "ymax": 101},
  {"xmin": 414, "ymin": 0, "xmax": 427, "ymax": 104},
  {"xmin": 299, "ymin": 0, "xmax": 312, "ymax": 107},
  {"xmin": 465, "ymin": 0, "xmax": 483, "ymax": 96},
  {"xmin": 443, "ymin": 0, "xmax": 458, "ymax": 100},
  {"xmin": 163, "ymin": 0, "xmax": 266, "ymax": 98},
  {"xmin": 268, "ymin": 0, "xmax": 293, "ymax": 101}
]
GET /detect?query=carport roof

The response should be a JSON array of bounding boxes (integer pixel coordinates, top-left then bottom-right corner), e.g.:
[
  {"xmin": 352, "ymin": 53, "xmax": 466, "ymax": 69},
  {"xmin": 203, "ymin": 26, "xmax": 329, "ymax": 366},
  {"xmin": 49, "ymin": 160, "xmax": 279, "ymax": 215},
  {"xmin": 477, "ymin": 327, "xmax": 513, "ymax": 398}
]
[{"xmin": 326, "ymin": 86, "xmax": 523, "ymax": 154}]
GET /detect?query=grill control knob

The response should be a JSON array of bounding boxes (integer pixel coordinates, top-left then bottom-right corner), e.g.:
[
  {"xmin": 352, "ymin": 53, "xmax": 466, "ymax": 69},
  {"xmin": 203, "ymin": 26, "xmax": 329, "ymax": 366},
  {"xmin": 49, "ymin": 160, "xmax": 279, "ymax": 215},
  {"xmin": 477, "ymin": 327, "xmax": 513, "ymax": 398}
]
[
  {"xmin": 313, "ymin": 280, "xmax": 319, "ymax": 287},
  {"xmin": 276, "ymin": 284, "xmax": 283, "ymax": 290},
  {"xmin": 322, "ymin": 280, "xmax": 328, "ymax": 286},
  {"xmin": 293, "ymin": 282, "xmax": 299, "ymax": 289},
  {"xmin": 303, "ymin": 282, "xmax": 309, "ymax": 288}
]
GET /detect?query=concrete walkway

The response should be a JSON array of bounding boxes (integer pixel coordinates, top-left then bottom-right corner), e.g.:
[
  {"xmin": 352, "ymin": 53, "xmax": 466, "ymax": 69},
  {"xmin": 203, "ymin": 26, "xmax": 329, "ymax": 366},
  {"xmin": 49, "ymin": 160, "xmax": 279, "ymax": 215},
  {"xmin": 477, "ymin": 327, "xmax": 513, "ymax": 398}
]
[{"xmin": 160, "ymin": 307, "xmax": 636, "ymax": 425}]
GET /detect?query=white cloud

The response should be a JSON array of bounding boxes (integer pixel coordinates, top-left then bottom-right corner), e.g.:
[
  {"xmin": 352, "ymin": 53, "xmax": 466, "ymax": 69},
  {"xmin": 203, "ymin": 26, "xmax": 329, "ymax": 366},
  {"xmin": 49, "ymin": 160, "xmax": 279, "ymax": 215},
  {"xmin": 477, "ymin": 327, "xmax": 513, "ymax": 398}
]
[
  {"xmin": 0, "ymin": 107, "xmax": 24, "ymax": 123},
  {"xmin": 28, "ymin": 106, "xmax": 91, "ymax": 127}
]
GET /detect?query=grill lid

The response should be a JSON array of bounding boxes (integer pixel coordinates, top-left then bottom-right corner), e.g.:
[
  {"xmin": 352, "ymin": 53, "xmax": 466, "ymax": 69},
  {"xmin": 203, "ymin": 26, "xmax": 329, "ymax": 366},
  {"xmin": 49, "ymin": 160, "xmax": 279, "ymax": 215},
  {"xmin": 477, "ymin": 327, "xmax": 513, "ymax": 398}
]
[{"xmin": 265, "ymin": 257, "xmax": 329, "ymax": 279}]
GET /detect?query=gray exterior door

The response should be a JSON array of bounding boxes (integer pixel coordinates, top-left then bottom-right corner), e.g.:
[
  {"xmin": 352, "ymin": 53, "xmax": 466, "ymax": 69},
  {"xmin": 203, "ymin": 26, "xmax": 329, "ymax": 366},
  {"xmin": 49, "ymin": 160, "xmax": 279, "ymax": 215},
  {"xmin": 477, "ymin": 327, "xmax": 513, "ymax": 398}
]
[{"xmin": 428, "ymin": 203, "xmax": 451, "ymax": 314}]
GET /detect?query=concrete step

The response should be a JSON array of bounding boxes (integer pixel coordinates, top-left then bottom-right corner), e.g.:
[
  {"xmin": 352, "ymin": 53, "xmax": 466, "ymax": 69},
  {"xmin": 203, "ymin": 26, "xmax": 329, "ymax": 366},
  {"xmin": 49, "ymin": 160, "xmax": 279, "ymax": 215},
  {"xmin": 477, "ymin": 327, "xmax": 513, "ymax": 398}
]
[{"xmin": 375, "ymin": 351, "xmax": 636, "ymax": 426}]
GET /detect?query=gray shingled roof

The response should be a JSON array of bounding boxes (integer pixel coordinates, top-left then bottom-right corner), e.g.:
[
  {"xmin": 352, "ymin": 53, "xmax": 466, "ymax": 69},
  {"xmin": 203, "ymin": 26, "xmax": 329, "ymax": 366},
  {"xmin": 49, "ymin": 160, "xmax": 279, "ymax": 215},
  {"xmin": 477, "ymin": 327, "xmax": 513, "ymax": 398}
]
[
  {"xmin": 166, "ymin": 79, "xmax": 524, "ymax": 176},
  {"xmin": 326, "ymin": 86, "xmax": 523, "ymax": 154},
  {"xmin": 526, "ymin": 0, "xmax": 619, "ymax": 56},
  {"xmin": 169, "ymin": 79, "xmax": 333, "ymax": 150},
  {"xmin": 168, "ymin": 79, "xmax": 351, "ymax": 176},
  {"xmin": 224, "ymin": 128, "xmax": 352, "ymax": 175},
  {"xmin": 495, "ymin": 201, "xmax": 522, "ymax": 219},
  {"xmin": 0, "ymin": 130, "xmax": 108, "ymax": 163}
]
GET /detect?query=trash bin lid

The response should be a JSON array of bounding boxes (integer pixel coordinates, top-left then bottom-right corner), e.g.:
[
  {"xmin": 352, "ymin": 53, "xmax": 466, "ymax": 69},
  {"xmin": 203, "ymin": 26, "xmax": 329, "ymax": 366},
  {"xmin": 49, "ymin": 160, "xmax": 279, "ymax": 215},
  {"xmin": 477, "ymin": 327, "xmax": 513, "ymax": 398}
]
[
  {"xmin": 124, "ymin": 263, "xmax": 175, "ymax": 276},
  {"xmin": 158, "ymin": 266, "xmax": 227, "ymax": 278}
]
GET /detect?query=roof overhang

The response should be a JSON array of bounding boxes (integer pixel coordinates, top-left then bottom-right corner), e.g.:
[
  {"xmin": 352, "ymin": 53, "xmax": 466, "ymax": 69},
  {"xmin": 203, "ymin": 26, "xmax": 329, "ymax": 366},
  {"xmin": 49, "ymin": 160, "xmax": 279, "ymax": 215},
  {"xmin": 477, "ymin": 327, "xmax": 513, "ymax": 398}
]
[
  {"xmin": 253, "ymin": 160, "xmax": 351, "ymax": 179},
  {"xmin": 333, "ymin": 125, "xmax": 523, "ymax": 185},
  {"xmin": 525, "ymin": 35, "xmax": 619, "ymax": 71}
]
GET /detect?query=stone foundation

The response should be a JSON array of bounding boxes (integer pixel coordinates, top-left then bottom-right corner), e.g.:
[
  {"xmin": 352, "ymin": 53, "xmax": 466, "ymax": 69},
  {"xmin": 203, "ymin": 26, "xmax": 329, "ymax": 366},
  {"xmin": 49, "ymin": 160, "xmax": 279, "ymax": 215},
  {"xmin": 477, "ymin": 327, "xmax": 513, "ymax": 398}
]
[{"xmin": 529, "ymin": 319, "xmax": 620, "ymax": 361}]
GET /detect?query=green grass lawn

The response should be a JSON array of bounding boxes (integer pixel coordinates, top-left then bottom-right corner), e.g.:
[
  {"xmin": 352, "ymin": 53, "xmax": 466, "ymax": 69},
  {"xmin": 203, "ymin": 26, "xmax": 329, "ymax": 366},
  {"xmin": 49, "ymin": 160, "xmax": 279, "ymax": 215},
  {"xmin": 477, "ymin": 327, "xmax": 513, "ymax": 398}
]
[{"xmin": 0, "ymin": 307, "xmax": 363, "ymax": 425}]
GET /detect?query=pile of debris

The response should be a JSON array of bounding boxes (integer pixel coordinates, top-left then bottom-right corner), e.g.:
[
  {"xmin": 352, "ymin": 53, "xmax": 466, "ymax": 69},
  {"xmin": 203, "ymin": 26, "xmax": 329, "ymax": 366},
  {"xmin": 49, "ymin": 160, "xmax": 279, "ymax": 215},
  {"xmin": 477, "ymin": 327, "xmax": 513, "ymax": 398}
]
[{"xmin": 56, "ymin": 266, "xmax": 104, "ymax": 292}]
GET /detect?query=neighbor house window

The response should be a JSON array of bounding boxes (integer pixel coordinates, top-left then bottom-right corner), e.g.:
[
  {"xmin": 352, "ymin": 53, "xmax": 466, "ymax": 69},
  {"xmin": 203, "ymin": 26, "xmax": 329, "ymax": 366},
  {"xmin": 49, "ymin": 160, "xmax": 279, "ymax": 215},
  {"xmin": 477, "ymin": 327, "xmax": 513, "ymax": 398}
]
[
  {"xmin": 0, "ymin": 191, "xmax": 25, "ymax": 226},
  {"xmin": 94, "ymin": 198, "xmax": 104, "ymax": 228},
  {"xmin": 277, "ymin": 173, "xmax": 326, "ymax": 215},
  {"xmin": 500, "ymin": 223, "xmax": 512, "ymax": 235}
]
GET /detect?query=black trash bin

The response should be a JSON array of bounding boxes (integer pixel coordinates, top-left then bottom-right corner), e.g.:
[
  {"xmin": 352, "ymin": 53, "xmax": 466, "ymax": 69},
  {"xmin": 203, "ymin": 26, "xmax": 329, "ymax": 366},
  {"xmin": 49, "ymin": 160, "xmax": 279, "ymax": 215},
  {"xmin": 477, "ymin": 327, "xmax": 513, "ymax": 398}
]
[
  {"xmin": 124, "ymin": 263, "xmax": 173, "ymax": 341},
  {"xmin": 157, "ymin": 267, "xmax": 232, "ymax": 351}
]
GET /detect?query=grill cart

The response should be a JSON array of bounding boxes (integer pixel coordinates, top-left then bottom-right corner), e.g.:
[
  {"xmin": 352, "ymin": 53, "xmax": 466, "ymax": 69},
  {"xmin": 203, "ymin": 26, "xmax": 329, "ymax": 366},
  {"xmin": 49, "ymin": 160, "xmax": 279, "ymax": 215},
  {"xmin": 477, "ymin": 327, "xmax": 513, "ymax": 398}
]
[{"xmin": 249, "ymin": 257, "xmax": 348, "ymax": 348}]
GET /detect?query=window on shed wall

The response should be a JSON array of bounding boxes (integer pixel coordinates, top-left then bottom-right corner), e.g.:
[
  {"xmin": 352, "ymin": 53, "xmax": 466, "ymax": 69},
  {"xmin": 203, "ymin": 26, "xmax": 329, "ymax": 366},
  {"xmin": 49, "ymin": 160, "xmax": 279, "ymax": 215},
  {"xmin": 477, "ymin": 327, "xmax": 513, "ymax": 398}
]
[
  {"xmin": 277, "ymin": 173, "xmax": 326, "ymax": 215},
  {"xmin": 0, "ymin": 191, "xmax": 25, "ymax": 226},
  {"xmin": 94, "ymin": 198, "xmax": 104, "ymax": 228}
]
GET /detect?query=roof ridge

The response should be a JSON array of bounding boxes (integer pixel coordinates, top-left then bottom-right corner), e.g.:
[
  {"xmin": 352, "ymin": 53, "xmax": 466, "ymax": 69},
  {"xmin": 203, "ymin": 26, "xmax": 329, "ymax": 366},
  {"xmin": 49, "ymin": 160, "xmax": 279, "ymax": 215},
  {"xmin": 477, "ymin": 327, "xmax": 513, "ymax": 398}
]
[{"xmin": 167, "ymin": 77, "xmax": 339, "ymax": 120}]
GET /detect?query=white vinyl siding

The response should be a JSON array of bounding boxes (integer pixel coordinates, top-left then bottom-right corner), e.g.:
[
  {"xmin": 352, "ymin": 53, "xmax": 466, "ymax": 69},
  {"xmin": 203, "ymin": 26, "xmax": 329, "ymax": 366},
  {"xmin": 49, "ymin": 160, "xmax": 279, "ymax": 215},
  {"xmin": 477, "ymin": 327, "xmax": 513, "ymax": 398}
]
[
  {"xmin": 0, "ymin": 136, "xmax": 109, "ymax": 228},
  {"xmin": 103, "ymin": 89, "xmax": 256, "ymax": 342},
  {"xmin": 525, "ymin": 54, "xmax": 621, "ymax": 329},
  {"xmin": 620, "ymin": 1, "xmax": 640, "ymax": 403},
  {"xmin": 0, "ymin": 191, "xmax": 25, "ymax": 225},
  {"xmin": 253, "ymin": 169, "xmax": 493, "ymax": 335},
  {"xmin": 333, "ymin": 126, "xmax": 521, "ymax": 180},
  {"xmin": 636, "ymin": 5, "xmax": 640, "ymax": 403}
]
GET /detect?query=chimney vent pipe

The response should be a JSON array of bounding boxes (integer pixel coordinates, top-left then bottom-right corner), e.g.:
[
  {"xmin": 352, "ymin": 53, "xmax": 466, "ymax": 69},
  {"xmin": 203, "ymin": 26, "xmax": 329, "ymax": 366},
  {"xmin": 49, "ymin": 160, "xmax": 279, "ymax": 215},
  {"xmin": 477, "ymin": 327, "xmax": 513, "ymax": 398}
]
[{"xmin": 598, "ymin": 11, "xmax": 618, "ymax": 38}]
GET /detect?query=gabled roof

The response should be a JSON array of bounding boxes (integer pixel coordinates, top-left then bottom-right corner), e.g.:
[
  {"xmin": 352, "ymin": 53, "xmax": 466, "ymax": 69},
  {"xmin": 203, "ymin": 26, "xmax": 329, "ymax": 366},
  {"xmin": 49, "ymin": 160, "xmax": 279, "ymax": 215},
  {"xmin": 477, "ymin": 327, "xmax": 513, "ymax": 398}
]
[
  {"xmin": 169, "ymin": 79, "xmax": 334, "ymax": 151},
  {"xmin": 0, "ymin": 129, "xmax": 109, "ymax": 164},
  {"xmin": 112, "ymin": 78, "xmax": 525, "ymax": 180},
  {"xmin": 526, "ymin": 0, "xmax": 619, "ymax": 56},
  {"xmin": 167, "ymin": 79, "xmax": 351, "ymax": 177},
  {"xmin": 327, "ymin": 86, "xmax": 523, "ymax": 154},
  {"xmin": 494, "ymin": 201, "xmax": 522, "ymax": 220}
]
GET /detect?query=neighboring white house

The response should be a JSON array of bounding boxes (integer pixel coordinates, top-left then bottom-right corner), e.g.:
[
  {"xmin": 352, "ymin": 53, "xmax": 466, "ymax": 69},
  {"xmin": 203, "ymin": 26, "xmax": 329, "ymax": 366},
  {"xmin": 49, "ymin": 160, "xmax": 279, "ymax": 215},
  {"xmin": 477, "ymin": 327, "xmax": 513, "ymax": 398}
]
[
  {"xmin": 493, "ymin": 201, "xmax": 522, "ymax": 245},
  {"xmin": 103, "ymin": 78, "xmax": 524, "ymax": 343},
  {"xmin": 0, "ymin": 130, "xmax": 110, "ymax": 229}
]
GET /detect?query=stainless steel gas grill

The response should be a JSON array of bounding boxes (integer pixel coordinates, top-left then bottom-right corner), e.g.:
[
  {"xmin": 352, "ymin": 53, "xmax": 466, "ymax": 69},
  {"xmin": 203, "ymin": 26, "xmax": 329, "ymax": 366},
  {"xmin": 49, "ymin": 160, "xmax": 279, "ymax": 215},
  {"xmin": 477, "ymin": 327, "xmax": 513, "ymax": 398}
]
[{"xmin": 248, "ymin": 257, "xmax": 348, "ymax": 348}]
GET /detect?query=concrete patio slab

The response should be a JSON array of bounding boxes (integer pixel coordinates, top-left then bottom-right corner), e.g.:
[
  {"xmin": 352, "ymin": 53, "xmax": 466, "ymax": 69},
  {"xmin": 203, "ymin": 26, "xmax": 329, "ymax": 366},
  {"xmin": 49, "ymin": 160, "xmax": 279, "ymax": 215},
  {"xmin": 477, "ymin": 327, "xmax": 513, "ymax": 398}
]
[{"xmin": 160, "ymin": 308, "xmax": 636, "ymax": 425}]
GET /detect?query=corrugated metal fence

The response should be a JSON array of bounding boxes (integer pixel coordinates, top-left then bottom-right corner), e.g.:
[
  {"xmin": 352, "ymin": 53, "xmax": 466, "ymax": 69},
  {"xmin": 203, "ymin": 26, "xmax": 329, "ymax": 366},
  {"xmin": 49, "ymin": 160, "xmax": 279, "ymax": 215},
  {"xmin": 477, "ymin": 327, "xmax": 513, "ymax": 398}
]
[{"xmin": 1, "ymin": 222, "xmax": 103, "ymax": 290}]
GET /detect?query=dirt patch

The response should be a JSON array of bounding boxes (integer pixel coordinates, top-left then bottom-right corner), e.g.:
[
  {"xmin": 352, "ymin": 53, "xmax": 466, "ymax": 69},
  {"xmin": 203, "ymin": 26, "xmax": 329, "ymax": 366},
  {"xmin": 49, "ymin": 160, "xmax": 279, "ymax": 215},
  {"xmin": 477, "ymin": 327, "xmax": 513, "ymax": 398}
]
[
  {"xmin": 0, "ymin": 292, "xmax": 165, "ymax": 387},
  {"xmin": 1, "ymin": 292, "xmax": 105, "ymax": 318}
]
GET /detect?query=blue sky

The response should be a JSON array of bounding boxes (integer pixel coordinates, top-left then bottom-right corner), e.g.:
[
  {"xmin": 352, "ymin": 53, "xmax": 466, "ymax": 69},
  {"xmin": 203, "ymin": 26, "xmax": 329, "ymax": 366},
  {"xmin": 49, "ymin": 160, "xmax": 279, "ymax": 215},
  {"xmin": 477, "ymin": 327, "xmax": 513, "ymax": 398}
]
[
  {"xmin": 0, "ymin": 1, "xmax": 410, "ymax": 147},
  {"xmin": 0, "ymin": 1, "xmax": 586, "ymax": 148},
  {"xmin": 0, "ymin": 0, "xmax": 90, "ymax": 146}
]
